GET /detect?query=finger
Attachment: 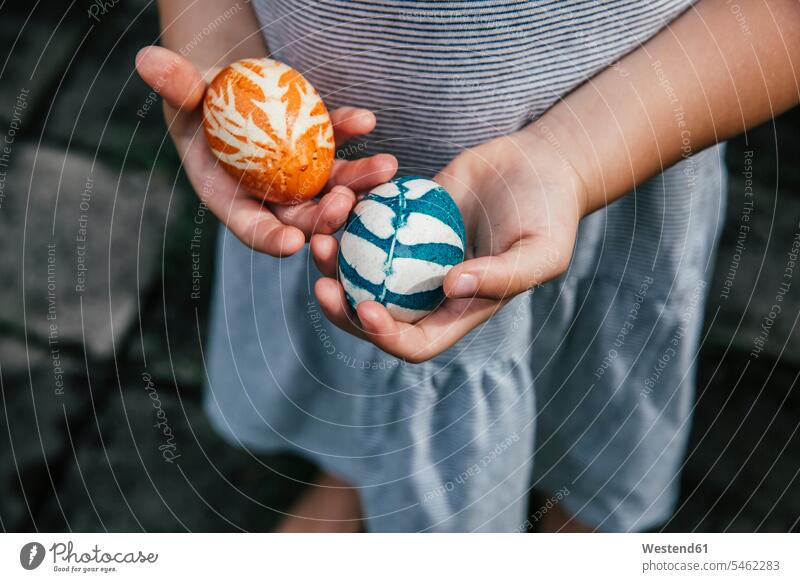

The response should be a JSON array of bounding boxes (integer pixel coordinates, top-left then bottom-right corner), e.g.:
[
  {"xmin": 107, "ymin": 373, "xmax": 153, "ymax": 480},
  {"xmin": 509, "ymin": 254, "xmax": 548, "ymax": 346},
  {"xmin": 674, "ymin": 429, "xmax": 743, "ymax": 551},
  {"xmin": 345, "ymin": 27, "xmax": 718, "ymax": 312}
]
[
  {"xmin": 316, "ymin": 277, "xmax": 503, "ymax": 362},
  {"xmin": 208, "ymin": 179, "xmax": 306, "ymax": 257},
  {"xmin": 444, "ymin": 236, "xmax": 569, "ymax": 300},
  {"xmin": 356, "ymin": 302, "xmax": 434, "ymax": 363},
  {"xmin": 356, "ymin": 298, "xmax": 501, "ymax": 364},
  {"xmin": 330, "ymin": 107, "xmax": 376, "ymax": 147},
  {"xmin": 226, "ymin": 197, "xmax": 307, "ymax": 257},
  {"xmin": 314, "ymin": 278, "xmax": 368, "ymax": 340},
  {"xmin": 271, "ymin": 185, "xmax": 356, "ymax": 235},
  {"xmin": 328, "ymin": 154, "xmax": 397, "ymax": 192},
  {"xmin": 135, "ymin": 46, "xmax": 206, "ymax": 111},
  {"xmin": 356, "ymin": 302, "xmax": 401, "ymax": 337},
  {"xmin": 310, "ymin": 235, "xmax": 340, "ymax": 277},
  {"xmin": 179, "ymin": 129, "xmax": 306, "ymax": 257}
]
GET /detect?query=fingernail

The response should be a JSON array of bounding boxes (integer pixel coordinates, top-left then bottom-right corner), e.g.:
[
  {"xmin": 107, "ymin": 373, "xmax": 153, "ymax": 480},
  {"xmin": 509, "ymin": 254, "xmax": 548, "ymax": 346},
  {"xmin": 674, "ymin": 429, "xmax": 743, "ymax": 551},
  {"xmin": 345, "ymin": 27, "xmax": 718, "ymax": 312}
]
[
  {"xmin": 450, "ymin": 273, "xmax": 478, "ymax": 297},
  {"xmin": 358, "ymin": 308, "xmax": 375, "ymax": 331},
  {"xmin": 135, "ymin": 47, "xmax": 151, "ymax": 69}
]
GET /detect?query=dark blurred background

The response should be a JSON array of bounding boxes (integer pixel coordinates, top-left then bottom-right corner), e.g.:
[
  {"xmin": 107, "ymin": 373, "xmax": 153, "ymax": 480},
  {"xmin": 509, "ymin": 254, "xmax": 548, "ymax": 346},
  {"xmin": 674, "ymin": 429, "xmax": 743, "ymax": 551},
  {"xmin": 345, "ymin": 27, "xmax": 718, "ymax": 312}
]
[{"xmin": 0, "ymin": 1, "xmax": 798, "ymax": 532}]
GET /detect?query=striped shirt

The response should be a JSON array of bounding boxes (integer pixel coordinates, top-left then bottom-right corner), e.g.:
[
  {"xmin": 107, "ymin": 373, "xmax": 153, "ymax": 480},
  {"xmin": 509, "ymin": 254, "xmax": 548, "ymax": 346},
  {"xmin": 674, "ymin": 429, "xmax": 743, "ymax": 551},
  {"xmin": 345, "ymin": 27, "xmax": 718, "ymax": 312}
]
[
  {"xmin": 254, "ymin": 0, "xmax": 696, "ymax": 173},
  {"xmin": 205, "ymin": 0, "xmax": 725, "ymax": 531}
]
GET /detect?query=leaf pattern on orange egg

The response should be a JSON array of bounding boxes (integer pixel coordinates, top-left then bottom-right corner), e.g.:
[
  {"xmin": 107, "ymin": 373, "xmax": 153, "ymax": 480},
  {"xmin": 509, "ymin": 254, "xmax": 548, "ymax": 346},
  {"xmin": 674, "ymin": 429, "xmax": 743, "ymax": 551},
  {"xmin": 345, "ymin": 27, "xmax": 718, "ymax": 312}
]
[
  {"xmin": 278, "ymin": 68, "xmax": 304, "ymax": 134},
  {"xmin": 202, "ymin": 58, "xmax": 334, "ymax": 203}
]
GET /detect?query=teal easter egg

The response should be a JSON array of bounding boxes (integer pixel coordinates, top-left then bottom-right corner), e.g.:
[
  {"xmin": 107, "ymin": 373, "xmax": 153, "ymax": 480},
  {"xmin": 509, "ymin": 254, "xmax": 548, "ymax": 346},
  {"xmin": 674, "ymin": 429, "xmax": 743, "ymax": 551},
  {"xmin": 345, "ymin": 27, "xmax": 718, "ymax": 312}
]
[{"xmin": 338, "ymin": 176, "xmax": 466, "ymax": 323}]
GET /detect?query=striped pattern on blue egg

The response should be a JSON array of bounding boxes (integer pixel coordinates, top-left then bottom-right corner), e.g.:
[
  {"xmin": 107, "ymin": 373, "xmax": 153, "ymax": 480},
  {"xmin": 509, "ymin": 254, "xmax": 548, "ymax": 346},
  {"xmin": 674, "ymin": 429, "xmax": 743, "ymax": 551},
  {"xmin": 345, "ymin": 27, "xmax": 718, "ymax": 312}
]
[{"xmin": 338, "ymin": 176, "xmax": 466, "ymax": 323}]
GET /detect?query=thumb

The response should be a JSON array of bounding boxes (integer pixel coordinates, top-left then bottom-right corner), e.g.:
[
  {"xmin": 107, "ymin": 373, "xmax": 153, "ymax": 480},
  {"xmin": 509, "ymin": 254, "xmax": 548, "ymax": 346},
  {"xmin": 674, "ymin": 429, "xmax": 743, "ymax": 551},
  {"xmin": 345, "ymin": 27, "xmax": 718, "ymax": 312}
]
[
  {"xmin": 444, "ymin": 237, "xmax": 569, "ymax": 300},
  {"xmin": 135, "ymin": 46, "xmax": 206, "ymax": 111}
]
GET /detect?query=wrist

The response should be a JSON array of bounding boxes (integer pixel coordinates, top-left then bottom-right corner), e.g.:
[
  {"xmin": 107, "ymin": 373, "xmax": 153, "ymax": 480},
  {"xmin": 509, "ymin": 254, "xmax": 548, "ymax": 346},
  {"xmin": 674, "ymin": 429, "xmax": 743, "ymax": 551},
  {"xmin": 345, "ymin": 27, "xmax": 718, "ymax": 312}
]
[
  {"xmin": 484, "ymin": 128, "xmax": 590, "ymax": 219},
  {"xmin": 522, "ymin": 113, "xmax": 593, "ymax": 217}
]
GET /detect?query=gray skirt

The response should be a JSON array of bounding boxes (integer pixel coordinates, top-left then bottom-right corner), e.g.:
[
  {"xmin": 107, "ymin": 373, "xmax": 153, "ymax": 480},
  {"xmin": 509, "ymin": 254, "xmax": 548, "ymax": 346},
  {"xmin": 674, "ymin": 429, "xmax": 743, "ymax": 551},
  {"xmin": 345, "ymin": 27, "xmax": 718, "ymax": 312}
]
[{"xmin": 204, "ymin": 0, "xmax": 725, "ymax": 531}]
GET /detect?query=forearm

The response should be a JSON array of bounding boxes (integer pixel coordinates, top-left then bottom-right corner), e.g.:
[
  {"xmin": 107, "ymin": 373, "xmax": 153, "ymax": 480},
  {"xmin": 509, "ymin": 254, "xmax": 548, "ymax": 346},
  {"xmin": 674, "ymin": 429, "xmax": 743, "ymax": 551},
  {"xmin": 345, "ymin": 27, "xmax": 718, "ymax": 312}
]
[
  {"xmin": 533, "ymin": 0, "xmax": 800, "ymax": 214},
  {"xmin": 157, "ymin": 0, "xmax": 266, "ymax": 76}
]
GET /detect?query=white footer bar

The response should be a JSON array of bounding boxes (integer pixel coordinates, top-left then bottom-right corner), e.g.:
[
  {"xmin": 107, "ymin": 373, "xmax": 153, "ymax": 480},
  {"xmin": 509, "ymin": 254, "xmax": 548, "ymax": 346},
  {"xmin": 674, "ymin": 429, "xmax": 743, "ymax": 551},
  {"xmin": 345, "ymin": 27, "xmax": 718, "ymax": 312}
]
[{"xmin": 1, "ymin": 533, "xmax": 797, "ymax": 580}]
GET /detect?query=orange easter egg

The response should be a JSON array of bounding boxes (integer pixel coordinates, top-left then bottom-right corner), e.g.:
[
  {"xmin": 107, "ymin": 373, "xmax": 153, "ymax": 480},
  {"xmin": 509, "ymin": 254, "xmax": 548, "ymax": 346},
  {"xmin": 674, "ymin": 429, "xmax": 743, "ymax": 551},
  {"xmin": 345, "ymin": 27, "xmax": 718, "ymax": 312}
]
[{"xmin": 202, "ymin": 58, "xmax": 335, "ymax": 204}]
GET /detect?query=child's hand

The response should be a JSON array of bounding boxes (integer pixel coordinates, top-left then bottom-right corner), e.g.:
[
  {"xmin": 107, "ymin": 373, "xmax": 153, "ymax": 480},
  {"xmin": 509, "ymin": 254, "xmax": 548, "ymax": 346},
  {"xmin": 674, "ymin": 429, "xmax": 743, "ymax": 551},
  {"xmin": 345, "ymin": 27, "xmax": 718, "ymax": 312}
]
[
  {"xmin": 135, "ymin": 46, "xmax": 397, "ymax": 257},
  {"xmin": 311, "ymin": 130, "xmax": 587, "ymax": 362}
]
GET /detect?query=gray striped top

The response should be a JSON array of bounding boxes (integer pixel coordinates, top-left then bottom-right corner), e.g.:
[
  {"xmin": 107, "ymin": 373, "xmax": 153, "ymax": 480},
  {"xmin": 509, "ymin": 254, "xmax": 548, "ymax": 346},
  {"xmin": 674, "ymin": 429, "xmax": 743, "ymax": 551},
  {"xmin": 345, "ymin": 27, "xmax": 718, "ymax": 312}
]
[
  {"xmin": 204, "ymin": 0, "xmax": 726, "ymax": 531},
  {"xmin": 254, "ymin": 0, "xmax": 697, "ymax": 173}
]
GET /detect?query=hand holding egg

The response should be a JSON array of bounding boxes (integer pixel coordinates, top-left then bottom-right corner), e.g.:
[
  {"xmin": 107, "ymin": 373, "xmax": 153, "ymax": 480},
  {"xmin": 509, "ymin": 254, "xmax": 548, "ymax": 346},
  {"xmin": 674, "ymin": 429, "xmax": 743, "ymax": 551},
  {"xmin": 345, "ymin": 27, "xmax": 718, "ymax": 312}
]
[
  {"xmin": 202, "ymin": 58, "xmax": 335, "ymax": 204},
  {"xmin": 312, "ymin": 132, "xmax": 580, "ymax": 363},
  {"xmin": 338, "ymin": 177, "xmax": 466, "ymax": 323},
  {"xmin": 135, "ymin": 47, "xmax": 396, "ymax": 257}
]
